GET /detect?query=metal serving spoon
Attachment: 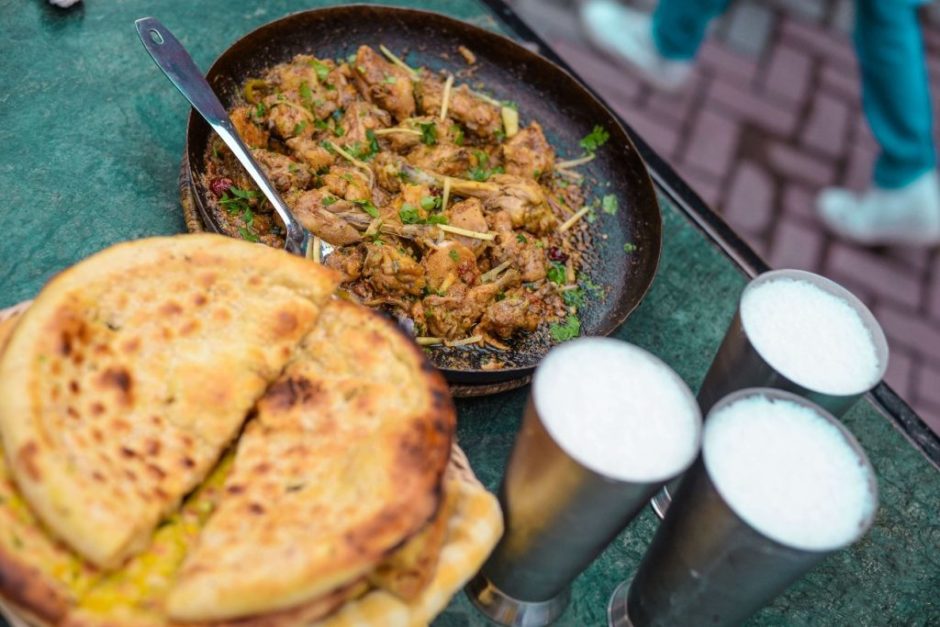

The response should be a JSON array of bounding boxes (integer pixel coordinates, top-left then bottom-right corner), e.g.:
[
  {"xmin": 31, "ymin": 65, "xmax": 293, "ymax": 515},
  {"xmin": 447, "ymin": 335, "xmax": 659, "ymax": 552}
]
[{"xmin": 135, "ymin": 17, "xmax": 331, "ymax": 259}]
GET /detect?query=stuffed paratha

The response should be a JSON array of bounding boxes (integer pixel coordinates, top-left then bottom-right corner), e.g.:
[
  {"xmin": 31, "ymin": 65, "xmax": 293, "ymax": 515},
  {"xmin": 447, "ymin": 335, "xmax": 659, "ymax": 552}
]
[
  {"xmin": 0, "ymin": 235, "xmax": 339, "ymax": 568},
  {"xmin": 166, "ymin": 300, "xmax": 455, "ymax": 621}
]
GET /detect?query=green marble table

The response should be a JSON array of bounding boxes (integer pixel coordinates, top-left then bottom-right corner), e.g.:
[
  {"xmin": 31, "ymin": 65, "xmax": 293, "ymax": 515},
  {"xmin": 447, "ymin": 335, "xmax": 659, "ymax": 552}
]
[{"xmin": 0, "ymin": 1, "xmax": 937, "ymax": 626}]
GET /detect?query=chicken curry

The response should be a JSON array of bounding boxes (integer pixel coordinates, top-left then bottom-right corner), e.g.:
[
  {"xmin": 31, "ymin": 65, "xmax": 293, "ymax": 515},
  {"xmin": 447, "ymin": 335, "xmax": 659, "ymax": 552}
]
[{"xmin": 204, "ymin": 44, "xmax": 614, "ymax": 364}]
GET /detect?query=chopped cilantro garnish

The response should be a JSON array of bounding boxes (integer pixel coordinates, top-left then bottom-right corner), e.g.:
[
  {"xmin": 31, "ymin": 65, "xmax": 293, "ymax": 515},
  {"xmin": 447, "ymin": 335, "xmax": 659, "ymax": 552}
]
[
  {"xmin": 219, "ymin": 187, "xmax": 258, "ymax": 216},
  {"xmin": 450, "ymin": 124, "xmax": 464, "ymax": 146},
  {"xmin": 353, "ymin": 198, "xmax": 380, "ymax": 218},
  {"xmin": 473, "ymin": 150, "xmax": 489, "ymax": 166},
  {"xmin": 399, "ymin": 203, "xmax": 421, "ymax": 224},
  {"xmin": 420, "ymin": 195, "xmax": 440, "ymax": 211},
  {"xmin": 547, "ymin": 262, "xmax": 567, "ymax": 285},
  {"xmin": 238, "ymin": 227, "xmax": 260, "ymax": 243},
  {"xmin": 299, "ymin": 81, "xmax": 313, "ymax": 107},
  {"xmin": 602, "ymin": 194, "xmax": 619, "ymax": 215},
  {"xmin": 468, "ymin": 167, "xmax": 489, "ymax": 182},
  {"xmin": 623, "ymin": 242, "xmax": 637, "ymax": 253},
  {"xmin": 310, "ymin": 60, "xmax": 331, "ymax": 82},
  {"xmin": 580, "ymin": 125, "xmax": 610, "ymax": 153},
  {"xmin": 535, "ymin": 239, "xmax": 545, "ymax": 249},
  {"xmin": 516, "ymin": 233, "xmax": 527, "ymax": 244},
  {"xmin": 254, "ymin": 102, "xmax": 266, "ymax": 118},
  {"xmin": 426, "ymin": 214, "xmax": 448, "ymax": 225},
  {"xmin": 314, "ymin": 119, "xmax": 328, "ymax": 130},
  {"xmin": 288, "ymin": 163, "xmax": 298, "ymax": 173},
  {"xmin": 322, "ymin": 195, "xmax": 337, "ymax": 206},
  {"xmin": 332, "ymin": 124, "xmax": 345, "ymax": 137},
  {"xmin": 419, "ymin": 122, "xmax": 437, "ymax": 146},
  {"xmin": 562, "ymin": 287, "xmax": 585, "ymax": 307},
  {"xmin": 293, "ymin": 120, "xmax": 307, "ymax": 135},
  {"xmin": 549, "ymin": 315, "xmax": 581, "ymax": 342},
  {"xmin": 449, "ymin": 249, "xmax": 460, "ymax": 262},
  {"xmin": 581, "ymin": 277, "xmax": 605, "ymax": 298},
  {"xmin": 366, "ymin": 129, "xmax": 380, "ymax": 158}
]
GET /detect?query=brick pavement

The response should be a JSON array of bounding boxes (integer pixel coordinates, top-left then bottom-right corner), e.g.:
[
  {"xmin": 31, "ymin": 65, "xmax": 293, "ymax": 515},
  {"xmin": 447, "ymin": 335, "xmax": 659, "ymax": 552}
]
[{"xmin": 510, "ymin": 0, "xmax": 940, "ymax": 433}]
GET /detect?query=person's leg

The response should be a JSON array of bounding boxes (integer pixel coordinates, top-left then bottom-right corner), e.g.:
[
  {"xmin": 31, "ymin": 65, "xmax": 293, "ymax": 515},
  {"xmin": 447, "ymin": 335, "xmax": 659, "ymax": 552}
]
[
  {"xmin": 816, "ymin": 0, "xmax": 939, "ymax": 246},
  {"xmin": 855, "ymin": 0, "xmax": 936, "ymax": 188},
  {"xmin": 580, "ymin": 0, "xmax": 731, "ymax": 90},
  {"xmin": 652, "ymin": 0, "xmax": 734, "ymax": 60}
]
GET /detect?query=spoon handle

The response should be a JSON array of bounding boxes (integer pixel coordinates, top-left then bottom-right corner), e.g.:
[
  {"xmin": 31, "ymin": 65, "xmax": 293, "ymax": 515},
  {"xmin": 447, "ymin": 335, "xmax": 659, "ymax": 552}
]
[{"xmin": 135, "ymin": 17, "xmax": 309, "ymax": 256}]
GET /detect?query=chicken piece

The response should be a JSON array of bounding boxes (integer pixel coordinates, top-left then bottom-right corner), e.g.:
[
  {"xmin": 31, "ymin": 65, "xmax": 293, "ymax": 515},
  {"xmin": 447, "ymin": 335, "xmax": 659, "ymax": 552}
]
[
  {"xmin": 416, "ymin": 77, "xmax": 501, "ymax": 138},
  {"xmin": 339, "ymin": 100, "xmax": 392, "ymax": 147},
  {"xmin": 362, "ymin": 242, "xmax": 427, "ymax": 297},
  {"xmin": 502, "ymin": 121, "xmax": 555, "ymax": 179},
  {"xmin": 445, "ymin": 198, "xmax": 490, "ymax": 257},
  {"xmin": 287, "ymin": 189, "xmax": 361, "ymax": 246},
  {"xmin": 321, "ymin": 167, "xmax": 372, "ymax": 202},
  {"xmin": 374, "ymin": 152, "xmax": 408, "ymax": 193},
  {"xmin": 478, "ymin": 289, "xmax": 544, "ymax": 339},
  {"xmin": 483, "ymin": 174, "xmax": 557, "ymax": 234},
  {"xmin": 422, "ymin": 270, "xmax": 521, "ymax": 339},
  {"xmin": 352, "ymin": 45, "xmax": 416, "ymax": 122},
  {"xmin": 251, "ymin": 149, "xmax": 312, "ymax": 192},
  {"xmin": 382, "ymin": 117, "xmax": 460, "ymax": 154},
  {"xmin": 489, "ymin": 212, "xmax": 547, "ymax": 282},
  {"xmin": 263, "ymin": 97, "xmax": 314, "ymax": 140},
  {"xmin": 423, "ymin": 242, "xmax": 479, "ymax": 292},
  {"xmin": 230, "ymin": 105, "xmax": 269, "ymax": 148},
  {"xmin": 400, "ymin": 183, "xmax": 433, "ymax": 209},
  {"xmin": 406, "ymin": 143, "xmax": 472, "ymax": 178},
  {"xmin": 324, "ymin": 245, "xmax": 365, "ymax": 282},
  {"xmin": 325, "ymin": 64, "xmax": 360, "ymax": 111},
  {"xmin": 285, "ymin": 137, "xmax": 336, "ymax": 172},
  {"xmin": 267, "ymin": 55, "xmax": 324, "ymax": 92}
]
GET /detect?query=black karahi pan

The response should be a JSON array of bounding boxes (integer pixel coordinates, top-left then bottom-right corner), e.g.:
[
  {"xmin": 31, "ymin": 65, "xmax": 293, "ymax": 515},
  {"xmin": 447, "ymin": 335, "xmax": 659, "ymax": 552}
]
[{"xmin": 181, "ymin": 4, "xmax": 661, "ymax": 393}]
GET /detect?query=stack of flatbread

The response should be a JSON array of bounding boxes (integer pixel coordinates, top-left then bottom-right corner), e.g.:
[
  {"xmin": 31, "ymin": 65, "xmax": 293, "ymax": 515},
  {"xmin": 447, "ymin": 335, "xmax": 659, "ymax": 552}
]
[{"xmin": 0, "ymin": 235, "xmax": 502, "ymax": 627}]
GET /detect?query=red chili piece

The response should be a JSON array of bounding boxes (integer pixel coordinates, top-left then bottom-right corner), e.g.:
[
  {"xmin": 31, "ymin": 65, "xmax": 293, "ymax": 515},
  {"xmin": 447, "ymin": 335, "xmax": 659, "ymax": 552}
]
[
  {"xmin": 548, "ymin": 246, "xmax": 568, "ymax": 262},
  {"xmin": 210, "ymin": 177, "xmax": 234, "ymax": 197}
]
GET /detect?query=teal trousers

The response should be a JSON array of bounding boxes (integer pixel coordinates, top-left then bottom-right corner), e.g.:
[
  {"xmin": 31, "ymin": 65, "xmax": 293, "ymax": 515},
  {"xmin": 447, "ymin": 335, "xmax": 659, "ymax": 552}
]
[{"xmin": 652, "ymin": 0, "xmax": 937, "ymax": 188}]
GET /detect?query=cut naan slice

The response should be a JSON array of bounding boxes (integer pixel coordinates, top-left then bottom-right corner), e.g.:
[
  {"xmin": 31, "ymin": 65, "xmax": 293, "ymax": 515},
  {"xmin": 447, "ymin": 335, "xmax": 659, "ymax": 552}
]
[
  {"xmin": 0, "ymin": 309, "xmax": 99, "ymax": 626},
  {"xmin": 166, "ymin": 300, "xmax": 455, "ymax": 622},
  {"xmin": 0, "ymin": 235, "xmax": 340, "ymax": 568}
]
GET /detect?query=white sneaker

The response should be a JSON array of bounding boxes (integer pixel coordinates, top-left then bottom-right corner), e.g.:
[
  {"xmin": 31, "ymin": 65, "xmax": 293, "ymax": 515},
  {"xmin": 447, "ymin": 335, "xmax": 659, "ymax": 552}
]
[
  {"xmin": 579, "ymin": 0, "xmax": 693, "ymax": 92},
  {"xmin": 816, "ymin": 170, "xmax": 940, "ymax": 247}
]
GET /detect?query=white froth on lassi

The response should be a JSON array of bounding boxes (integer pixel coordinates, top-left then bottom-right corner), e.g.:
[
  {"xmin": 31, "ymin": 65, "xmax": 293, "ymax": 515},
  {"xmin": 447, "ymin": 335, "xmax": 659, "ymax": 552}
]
[
  {"xmin": 534, "ymin": 338, "xmax": 701, "ymax": 483},
  {"xmin": 741, "ymin": 278, "xmax": 881, "ymax": 395},
  {"xmin": 704, "ymin": 394, "xmax": 876, "ymax": 551}
]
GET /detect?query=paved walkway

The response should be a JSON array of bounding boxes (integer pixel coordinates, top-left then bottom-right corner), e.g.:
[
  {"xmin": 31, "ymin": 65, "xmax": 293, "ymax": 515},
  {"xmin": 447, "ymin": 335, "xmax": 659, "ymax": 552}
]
[{"xmin": 510, "ymin": 0, "xmax": 940, "ymax": 433}]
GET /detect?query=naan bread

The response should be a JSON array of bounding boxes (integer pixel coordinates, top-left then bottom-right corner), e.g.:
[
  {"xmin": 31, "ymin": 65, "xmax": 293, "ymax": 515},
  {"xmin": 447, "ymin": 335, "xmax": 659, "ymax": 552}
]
[
  {"xmin": 165, "ymin": 300, "xmax": 455, "ymax": 621},
  {"xmin": 0, "ymin": 235, "xmax": 340, "ymax": 568},
  {"xmin": 368, "ymin": 478, "xmax": 455, "ymax": 602},
  {"xmin": 0, "ymin": 310, "xmax": 96, "ymax": 626}
]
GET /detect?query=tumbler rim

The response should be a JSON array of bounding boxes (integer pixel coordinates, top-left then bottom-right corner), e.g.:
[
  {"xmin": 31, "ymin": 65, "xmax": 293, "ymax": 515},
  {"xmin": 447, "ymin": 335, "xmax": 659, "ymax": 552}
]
[
  {"xmin": 740, "ymin": 269, "xmax": 889, "ymax": 396},
  {"xmin": 702, "ymin": 387, "xmax": 879, "ymax": 553},
  {"xmin": 532, "ymin": 337, "xmax": 703, "ymax": 484}
]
